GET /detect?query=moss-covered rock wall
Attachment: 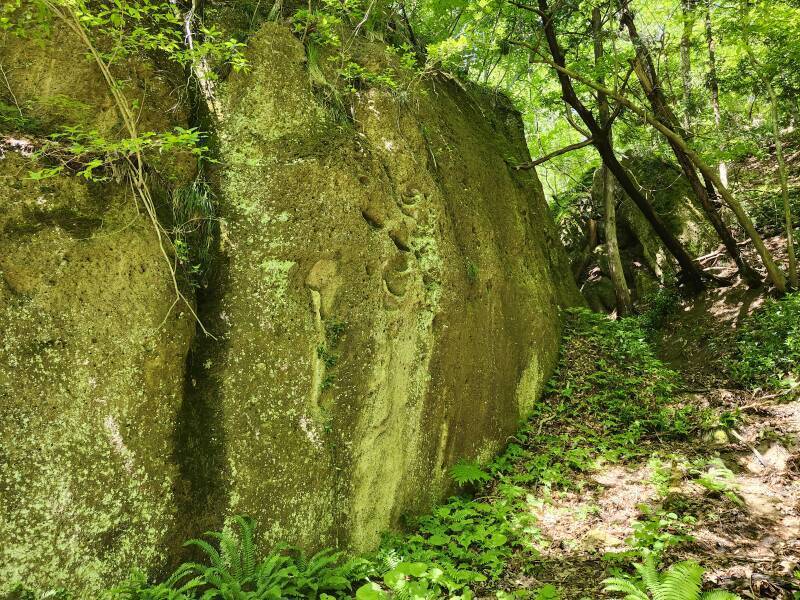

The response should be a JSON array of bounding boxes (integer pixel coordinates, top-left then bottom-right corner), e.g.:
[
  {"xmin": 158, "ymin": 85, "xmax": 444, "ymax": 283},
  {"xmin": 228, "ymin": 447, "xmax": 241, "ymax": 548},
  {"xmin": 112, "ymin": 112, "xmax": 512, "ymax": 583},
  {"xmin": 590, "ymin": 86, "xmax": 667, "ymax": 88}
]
[
  {"xmin": 182, "ymin": 23, "xmax": 581, "ymax": 552},
  {"xmin": 0, "ymin": 29, "xmax": 195, "ymax": 594},
  {"xmin": 0, "ymin": 154, "xmax": 195, "ymax": 592},
  {"xmin": 0, "ymin": 21, "xmax": 579, "ymax": 595}
]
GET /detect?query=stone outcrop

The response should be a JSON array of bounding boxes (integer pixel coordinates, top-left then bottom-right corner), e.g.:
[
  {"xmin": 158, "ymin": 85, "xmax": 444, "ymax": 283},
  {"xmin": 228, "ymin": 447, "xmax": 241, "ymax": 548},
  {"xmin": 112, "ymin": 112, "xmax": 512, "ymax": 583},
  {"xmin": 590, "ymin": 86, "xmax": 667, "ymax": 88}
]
[
  {"xmin": 575, "ymin": 159, "xmax": 721, "ymax": 310},
  {"xmin": 0, "ymin": 29, "xmax": 195, "ymax": 594},
  {"xmin": 0, "ymin": 21, "xmax": 579, "ymax": 595},
  {"xmin": 0, "ymin": 155, "xmax": 195, "ymax": 592}
]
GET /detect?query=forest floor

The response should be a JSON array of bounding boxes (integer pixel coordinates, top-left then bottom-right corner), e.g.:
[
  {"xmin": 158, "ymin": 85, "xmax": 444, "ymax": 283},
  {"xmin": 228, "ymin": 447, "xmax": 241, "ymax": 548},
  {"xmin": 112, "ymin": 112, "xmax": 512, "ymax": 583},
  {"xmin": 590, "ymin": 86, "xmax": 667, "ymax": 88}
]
[{"xmin": 496, "ymin": 279, "xmax": 800, "ymax": 599}]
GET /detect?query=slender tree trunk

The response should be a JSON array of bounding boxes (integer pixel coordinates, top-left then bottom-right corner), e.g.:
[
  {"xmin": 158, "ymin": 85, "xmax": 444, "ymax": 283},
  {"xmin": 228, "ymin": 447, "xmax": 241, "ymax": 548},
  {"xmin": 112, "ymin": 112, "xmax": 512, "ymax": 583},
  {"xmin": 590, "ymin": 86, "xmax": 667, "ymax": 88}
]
[
  {"xmin": 769, "ymin": 87, "xmax": 798, "ymax": 288},
  {"xmin": 680, "ymin": 0, "xmax": 695, "ymax": 132},
  {"xmin": 603, "ymin": 169, "xmax": 633, "ymax": 312},
  {"xmin": 673, "ymin": 148, "xmax": 762, "ymax": 285},
  {"xmin": 704, "ymin": 0, "xmax": 728, "ymax": 187},
  {"xmin": 743, "ymin": 41, "xmax": 798, "ymax": 288},
  {"xmin": 593, "ymin": 7, "xmax": 632, "ymax": 313},
  {"xmin": 573, "ymin": 218, "xmax": 599, "ymax": 280},
  {"xmin": 618, "ymin": 1, "xmax": 761, "ymax": 287},
  {"xmin": 537, "ymin": 0, "xmax": 707, "ymax": 291}
]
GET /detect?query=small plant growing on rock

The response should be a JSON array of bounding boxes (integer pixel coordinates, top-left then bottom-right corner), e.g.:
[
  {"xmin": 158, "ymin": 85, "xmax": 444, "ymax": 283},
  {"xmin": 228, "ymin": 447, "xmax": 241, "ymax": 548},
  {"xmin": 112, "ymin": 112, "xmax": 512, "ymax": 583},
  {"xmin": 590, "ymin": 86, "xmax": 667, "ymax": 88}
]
[{"xmin": 450, "ymin": 460, "xmax": 491, "ymax": 487}]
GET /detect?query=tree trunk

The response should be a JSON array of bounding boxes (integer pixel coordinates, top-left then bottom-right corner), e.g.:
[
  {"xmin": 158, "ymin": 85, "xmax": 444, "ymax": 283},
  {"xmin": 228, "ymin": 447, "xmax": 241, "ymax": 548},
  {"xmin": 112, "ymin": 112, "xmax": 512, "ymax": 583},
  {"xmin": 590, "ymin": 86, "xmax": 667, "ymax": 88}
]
[
  {"xmin": 537, "ymin": 0, "xmax": 707, "ymax": 291},
  {"xmin": 743, "ymin": 40, "xmax": 798, "ymax": 288},
  {"xmin": 618, "ymin": 1, "xmax": 761, "ymax": 287},
  {"xmin": 593, "ymin": 6, "xmax": 633, "ymax": 314},
  {"xmin": 596, "ymin": 137, "xmax": 705, "ymax": 291},
  {"xmin": 533, "ymin": 52, "xmax": 787, "ymax": 292},
  {"xmin": 673, "ymin": 147, "xmax": 762, "ymax": 286},
  {"xmin": 769, "ymin": 87, "xmax": 798, "ymax": 288},
  {"xmin": 680, "ymin": 0, "xmax": 695, "ymax": 132},
  {"xmin": 602, "ymin": 169, "xmax": 633, "ymax": 313},
  {"xmin": 573, "ymin": 218, "xmax": 599, "ymax": 281},
  {"xmin": 704, "ymin": 0, "xmax": 728, "ymax": 187}
]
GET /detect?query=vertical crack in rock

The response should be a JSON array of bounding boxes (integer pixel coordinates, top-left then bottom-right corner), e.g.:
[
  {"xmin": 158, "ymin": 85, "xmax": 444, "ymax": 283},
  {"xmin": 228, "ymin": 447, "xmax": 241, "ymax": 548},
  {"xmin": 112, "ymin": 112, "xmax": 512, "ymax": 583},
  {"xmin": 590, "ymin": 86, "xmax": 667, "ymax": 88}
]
[{"xmin": 168, "ymin": 249, "xmax": 231, "ymax": 570}]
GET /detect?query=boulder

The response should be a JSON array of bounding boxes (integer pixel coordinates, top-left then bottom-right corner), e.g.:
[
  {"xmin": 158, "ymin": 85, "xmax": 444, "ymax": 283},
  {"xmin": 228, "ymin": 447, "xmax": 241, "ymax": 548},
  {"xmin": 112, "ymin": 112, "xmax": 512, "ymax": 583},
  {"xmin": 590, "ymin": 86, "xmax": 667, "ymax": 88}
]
[
  {"xmin": 181, "ymin": 24, "xmax": 582, "ymax": 552},
  {"xmin": 0, "ymin": 20, "xmax": 581, "ymax": 594},
  {"xmin": 0, "ymin": 155, "xmax": 194, "ymax": 592}
]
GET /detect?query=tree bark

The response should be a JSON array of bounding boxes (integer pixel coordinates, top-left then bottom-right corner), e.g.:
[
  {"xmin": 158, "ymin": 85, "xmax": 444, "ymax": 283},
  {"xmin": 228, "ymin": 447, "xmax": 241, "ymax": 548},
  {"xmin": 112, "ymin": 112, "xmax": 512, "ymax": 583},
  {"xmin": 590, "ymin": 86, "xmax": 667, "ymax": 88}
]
[
  {"xmin": 593, "ymin": 6, "xmax": 632, "ymax": 314},
  {"xmin": 602, "ymin": 169, "xmax": 633, "ymax": 313},
  {"xmin": 618, "ymin": 1, "xmax": 762, "ymax": 287},
  {"xmin": 513, "ymin": 137, "xmax": 593, "ymax": 169},
  {"xmin": 680, "ymin": 0, "xmax": 695, "ymax": 132},
  {"xmin": 536, "ymin": 0, "xmax": 707, "ymax": 292},
  {"xmin": 573, "ymin": 218, "xmax": 599, "ymax": 281},
  {"xmin": 704, "ymin": 0, "xmax": 728, "ymax": 187}
]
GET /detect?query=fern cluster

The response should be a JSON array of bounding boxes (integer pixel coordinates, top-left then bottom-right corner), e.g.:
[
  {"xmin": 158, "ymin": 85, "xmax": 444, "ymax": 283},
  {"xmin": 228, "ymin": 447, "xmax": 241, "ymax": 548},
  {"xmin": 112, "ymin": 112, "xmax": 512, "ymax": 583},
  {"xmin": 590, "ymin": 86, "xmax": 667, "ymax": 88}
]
[
  {"xmin": 603, "ymin": 555, "xmax": 741, "ymax": 600},
  {"xmin": 105, "ymin": 517, "xmax": 372, "ymax": 600}
]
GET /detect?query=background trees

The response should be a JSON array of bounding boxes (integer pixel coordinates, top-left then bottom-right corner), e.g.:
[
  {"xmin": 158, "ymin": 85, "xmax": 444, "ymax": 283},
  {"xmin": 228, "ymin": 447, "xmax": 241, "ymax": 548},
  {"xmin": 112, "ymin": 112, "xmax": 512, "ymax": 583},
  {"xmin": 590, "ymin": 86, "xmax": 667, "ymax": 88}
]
[{"xmin": 403, "ymin": 0, "xmax": 800, "ymax": 295}]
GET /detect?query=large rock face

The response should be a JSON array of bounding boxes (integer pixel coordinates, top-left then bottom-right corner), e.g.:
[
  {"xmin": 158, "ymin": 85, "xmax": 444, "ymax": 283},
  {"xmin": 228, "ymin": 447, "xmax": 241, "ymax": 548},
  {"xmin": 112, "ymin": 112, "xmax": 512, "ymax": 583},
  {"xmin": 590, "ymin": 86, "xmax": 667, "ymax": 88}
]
[
  {"xmin": 0, "ymin": 31, "xmax": 194, "ymax": 594},
  {"xmin": 0, "ymin": 21, "xmax": 579, "ymax": 595},
  {"xmin": 0, "ymin": 156, "xmax": 194, "ymax": 592},
  {"xmin": 183, "ymin": 24, "xmax": 581, "ymax": 551}
]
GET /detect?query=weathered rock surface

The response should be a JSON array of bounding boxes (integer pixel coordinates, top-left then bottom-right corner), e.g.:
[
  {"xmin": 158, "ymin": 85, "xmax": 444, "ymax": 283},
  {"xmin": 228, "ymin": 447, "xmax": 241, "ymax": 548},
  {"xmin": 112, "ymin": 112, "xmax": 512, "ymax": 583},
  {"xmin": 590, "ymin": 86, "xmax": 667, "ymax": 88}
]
[
  {"xmin": 0, "ymin": 31, "xmax": 194, "ymax": 594},
  {"xmin": 1, "ymin": 21, "xmax": 579, "ymax": 595},
  {"xmin": 0, "ymin": 153, "xmax": 194, "ymax": 593},
  {"xmin": 182, "ymin": 23, "xmax": 581, "ymax": 552}
]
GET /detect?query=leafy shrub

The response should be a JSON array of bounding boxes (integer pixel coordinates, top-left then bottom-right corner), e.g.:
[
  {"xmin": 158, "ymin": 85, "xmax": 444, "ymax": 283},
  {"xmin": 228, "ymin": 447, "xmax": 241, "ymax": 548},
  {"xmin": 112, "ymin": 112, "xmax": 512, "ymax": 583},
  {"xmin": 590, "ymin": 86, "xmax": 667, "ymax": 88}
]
[
  {"xmin": 381, "ymin": 492, "xmax": 531, "ymax": 586},
  {"xmin": 729, "ymin": 292, "xmax": 800, "ymax": 389},
  {"xmin": 628, "ymin": 509, "xmax": 696, "ymax": 556}
]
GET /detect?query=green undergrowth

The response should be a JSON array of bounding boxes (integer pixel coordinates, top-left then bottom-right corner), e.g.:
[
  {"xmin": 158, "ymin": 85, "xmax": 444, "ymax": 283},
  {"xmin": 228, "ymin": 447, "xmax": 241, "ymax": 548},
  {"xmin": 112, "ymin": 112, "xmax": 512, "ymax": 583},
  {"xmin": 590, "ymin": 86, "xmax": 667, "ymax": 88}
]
[
  {"xmin": 602, "ymin": 554, "xmax": 742, "ymax": 599},
  {"xmin": 728, "ymin": 291, "xmax": 800, "ymax": 390},
  {"xmin": 18, "ymin": 309, "xmax": 726, "ymax": 599}
]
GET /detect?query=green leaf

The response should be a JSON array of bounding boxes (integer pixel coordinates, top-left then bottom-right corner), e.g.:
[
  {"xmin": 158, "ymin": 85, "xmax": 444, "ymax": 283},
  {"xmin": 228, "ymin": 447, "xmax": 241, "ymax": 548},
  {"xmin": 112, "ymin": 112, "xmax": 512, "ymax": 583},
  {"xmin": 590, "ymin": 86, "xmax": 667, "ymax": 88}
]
[
  {"xmin": 427, "ymin": 533, "xmax": 451, "ymax": 546},
  {"xmin": 484, "ymin": 533, "xmax": 508, "ymax": 548},
  {"xmin": 356, "ymin": 582, "xmax": 388, "ymax": 600}
]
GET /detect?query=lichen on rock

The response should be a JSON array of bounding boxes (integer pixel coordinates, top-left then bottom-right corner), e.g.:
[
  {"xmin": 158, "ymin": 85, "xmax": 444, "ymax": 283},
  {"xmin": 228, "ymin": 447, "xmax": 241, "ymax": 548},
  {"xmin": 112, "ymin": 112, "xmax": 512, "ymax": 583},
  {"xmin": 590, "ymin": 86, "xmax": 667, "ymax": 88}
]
[
  {"xmin": 191, "ymin": 22, "xmax": 582, "ymax": 554},
  {"xmin": 1, "ymin": 18, "xmax": 580, "ymax": 596}
]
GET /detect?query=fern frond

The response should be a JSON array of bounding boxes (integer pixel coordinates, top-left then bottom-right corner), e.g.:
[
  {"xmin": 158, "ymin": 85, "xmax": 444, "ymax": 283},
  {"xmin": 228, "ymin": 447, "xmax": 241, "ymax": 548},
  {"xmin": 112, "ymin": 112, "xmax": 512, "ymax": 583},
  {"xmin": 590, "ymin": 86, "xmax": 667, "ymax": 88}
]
[
  {"xmin": 635, "ymin": 554, "xmax": 662, "ymax": 594},
  {"xmin": 701, "ymin": 591, "xmax": 742, "ymax": 599},
  {"xmin": 184, "ymin": 538, "xmax": 223, "ymax": 570},
  {"xmin": 207, "ymin": 530, "xmax": 241, "ymax": 579},
  {"xmin": 234, "ymin": 515, "xmax": 256, "ymax": 580},
  {"xmin": 163, "ymin": 563, "xmax": 204, "ymax": 592},
  {"xmin": 450, "ymin": 460, "xmax": 491, "ymax": 486},
  {"xmin": 602, "ymin": 576, "xmax": 649, "ymax": 600},
  {"xmin": 654, "ymin": 561, "xmax": 704, "ymax": 600},
  {"xmin": 306, "ymin": 548, "xmax": 343, "ymax": 576}
]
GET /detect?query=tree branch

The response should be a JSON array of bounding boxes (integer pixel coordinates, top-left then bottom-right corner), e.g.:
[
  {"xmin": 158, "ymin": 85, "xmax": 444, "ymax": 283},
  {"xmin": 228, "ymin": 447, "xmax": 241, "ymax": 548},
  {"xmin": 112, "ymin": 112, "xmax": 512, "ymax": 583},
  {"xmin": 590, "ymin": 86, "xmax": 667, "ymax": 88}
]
[{"xmin": 511, "ymin": 137, "xmax": 594, "ymax": 169}]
